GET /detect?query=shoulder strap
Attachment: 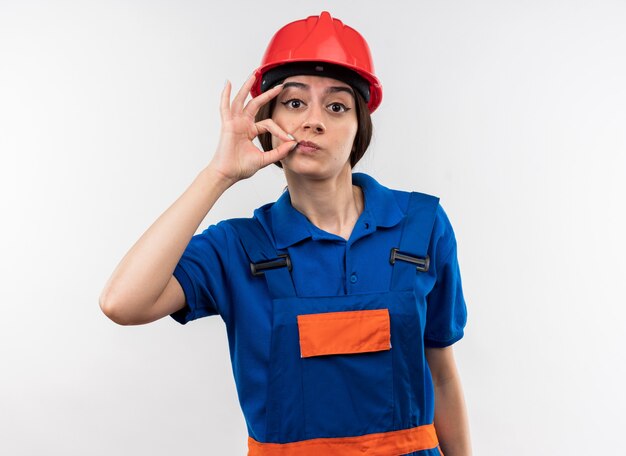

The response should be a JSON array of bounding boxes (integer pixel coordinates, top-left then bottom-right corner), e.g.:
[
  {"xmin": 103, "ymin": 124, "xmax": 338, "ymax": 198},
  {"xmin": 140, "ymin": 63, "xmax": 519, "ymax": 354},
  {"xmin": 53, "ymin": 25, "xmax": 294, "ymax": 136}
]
[
  {"xmin": 228, "ymin": 218, "xmax": 297, "ymax": 299},
  {"xmin": 390, "ymin": 192, "xmax": 440, "ymax": 291}
]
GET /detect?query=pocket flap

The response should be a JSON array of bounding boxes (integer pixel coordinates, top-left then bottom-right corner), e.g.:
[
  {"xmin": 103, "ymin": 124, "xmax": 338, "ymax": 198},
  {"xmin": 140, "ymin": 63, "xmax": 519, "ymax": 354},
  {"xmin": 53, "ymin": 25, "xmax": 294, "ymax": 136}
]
[{"xmin": 297, "ymin": 309, "xmax": 391, "ymax": 358}]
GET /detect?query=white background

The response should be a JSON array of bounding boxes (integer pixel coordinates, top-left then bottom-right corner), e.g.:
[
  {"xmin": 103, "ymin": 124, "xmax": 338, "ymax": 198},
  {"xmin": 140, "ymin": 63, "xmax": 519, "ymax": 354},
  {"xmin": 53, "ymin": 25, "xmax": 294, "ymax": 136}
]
[{"xmin": 2, "ymin": 1, "xmax": 625, "ymax": 454}]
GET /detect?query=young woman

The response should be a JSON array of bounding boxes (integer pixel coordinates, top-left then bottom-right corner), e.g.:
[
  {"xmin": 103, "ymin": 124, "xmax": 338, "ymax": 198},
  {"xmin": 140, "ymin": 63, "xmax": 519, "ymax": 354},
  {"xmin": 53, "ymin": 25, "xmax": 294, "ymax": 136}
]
[{"xmin": 100, "ymin": 11, "xmax": 471, "ymax": 456}]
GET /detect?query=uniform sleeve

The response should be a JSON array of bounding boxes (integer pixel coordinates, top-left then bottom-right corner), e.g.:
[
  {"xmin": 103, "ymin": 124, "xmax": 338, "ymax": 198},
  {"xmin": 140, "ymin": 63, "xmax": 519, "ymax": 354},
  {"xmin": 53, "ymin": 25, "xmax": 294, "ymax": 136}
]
[
  {"xmin": 424, "ymin": 205, "xmax": 468, "ymax": 347},
  {"xmin": 170, "ymin": 221, "xmax": 233, "ymax": 325}
]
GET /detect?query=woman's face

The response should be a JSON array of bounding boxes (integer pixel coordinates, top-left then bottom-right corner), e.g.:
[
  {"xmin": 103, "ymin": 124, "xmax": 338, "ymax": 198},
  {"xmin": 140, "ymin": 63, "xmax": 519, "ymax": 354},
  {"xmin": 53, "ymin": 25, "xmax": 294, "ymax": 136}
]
[{"xmin": 271, "ymin": 75, "xmax": 358, "ymax": 180}]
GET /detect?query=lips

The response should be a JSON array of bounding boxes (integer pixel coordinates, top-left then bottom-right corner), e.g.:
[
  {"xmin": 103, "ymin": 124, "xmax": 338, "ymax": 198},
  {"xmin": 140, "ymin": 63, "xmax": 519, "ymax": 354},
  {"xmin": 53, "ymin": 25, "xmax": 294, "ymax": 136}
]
[{"xmin": 296, "ymin": 140, "xmax": 320, "ymax": 153}]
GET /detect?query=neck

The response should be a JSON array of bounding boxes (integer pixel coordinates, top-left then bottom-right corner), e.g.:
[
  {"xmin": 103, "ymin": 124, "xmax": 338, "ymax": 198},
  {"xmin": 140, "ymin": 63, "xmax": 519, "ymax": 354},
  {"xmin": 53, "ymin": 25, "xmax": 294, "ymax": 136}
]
[{"xmin": 284, "ymin": 167, "xmax": 364, "ymax": 240}]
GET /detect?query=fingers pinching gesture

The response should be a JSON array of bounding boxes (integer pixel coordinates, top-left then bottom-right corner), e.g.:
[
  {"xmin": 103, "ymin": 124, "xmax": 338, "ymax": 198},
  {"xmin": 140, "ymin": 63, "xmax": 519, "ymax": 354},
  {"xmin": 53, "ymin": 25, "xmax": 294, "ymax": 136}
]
[{"xmin": 209, "ymin": 73, "xmax": 296, "ymax": 184}]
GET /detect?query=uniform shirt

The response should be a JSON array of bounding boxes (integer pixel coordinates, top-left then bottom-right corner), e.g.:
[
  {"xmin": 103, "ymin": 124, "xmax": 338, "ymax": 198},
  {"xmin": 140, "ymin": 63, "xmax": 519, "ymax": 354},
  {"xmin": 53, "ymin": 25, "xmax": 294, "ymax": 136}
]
[{"xmin": 170, "ymin": 172, "xmax": 467, "ymax": 442}]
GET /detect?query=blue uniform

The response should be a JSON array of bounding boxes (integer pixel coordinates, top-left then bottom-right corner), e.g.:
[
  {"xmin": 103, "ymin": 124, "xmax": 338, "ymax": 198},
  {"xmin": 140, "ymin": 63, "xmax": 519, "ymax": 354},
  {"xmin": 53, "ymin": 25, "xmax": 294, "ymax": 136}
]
[{"xmin": 171, "ymin": 172, "xmax": 467, "ymax": 455}]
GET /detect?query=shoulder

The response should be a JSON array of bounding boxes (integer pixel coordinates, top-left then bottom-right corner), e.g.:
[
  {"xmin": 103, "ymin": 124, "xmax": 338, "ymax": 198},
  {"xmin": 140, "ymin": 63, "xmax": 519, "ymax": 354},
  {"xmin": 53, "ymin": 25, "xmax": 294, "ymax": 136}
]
[
  {"xmin": 200, "ymin": 200, "xmax": 275, "ymax": 238},
  {"xmin": 207, "ymin": 202, "xmax": 279, "ymax": 255},
  {"xmin": 428, "ymin": 202, "xmax": 460, "ymax": 276},
  {"xmin": 354, "ymin": 172, "xmax": 440, "ymax": 217},
  {"xmin": 380, "ymin": 179, "xmax": 457, "ymax": 264},
  {"xmin": 431, "ymin": 201, "xmax": 455, "ymax": 239},
  {"xmin": 381, "ymin": 180, "xmax": 453, "ymax": 243}
]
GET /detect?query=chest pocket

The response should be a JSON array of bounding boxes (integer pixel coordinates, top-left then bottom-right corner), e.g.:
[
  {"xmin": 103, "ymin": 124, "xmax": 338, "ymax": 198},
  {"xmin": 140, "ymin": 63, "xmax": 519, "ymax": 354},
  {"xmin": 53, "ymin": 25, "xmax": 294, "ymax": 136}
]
[
  {"xmin": 259, "ymin": 292, "xmax": 398, "ymax": 441},
  {"xmin": 296, "ymin": 307, "xmax": 394, "ymax": 439},
  {"xmin": 297, "ymin": 309, "xmax": 391, "ymax": 358}
]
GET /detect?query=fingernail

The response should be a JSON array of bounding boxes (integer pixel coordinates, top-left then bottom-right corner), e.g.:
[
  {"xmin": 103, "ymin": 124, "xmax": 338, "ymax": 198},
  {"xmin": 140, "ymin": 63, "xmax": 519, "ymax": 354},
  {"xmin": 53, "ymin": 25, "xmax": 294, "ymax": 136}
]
[
  {"xmin": 287, "ymin": 134, "xmax": 295, "ymax": 140},
  {"xmin": 290, "ymin": 142, "xmax": 298, "ymax": 151}
]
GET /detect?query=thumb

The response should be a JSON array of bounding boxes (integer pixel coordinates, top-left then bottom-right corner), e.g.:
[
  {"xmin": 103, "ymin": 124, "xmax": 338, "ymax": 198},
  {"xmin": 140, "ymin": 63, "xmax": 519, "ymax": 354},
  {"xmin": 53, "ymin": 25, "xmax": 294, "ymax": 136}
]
[{"xmin": 259, "ymin": 141, "xmax": 297, "ymax": 168}]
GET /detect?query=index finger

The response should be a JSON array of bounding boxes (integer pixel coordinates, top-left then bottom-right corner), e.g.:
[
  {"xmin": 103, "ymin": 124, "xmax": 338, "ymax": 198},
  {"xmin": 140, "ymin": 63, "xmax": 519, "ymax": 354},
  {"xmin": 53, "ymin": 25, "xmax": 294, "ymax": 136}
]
[
  {"xmin": 220, "ymin": 80, "xmax": 232, "ymax": 122},
  {"xmin": 231, "ymin": 73, "xmax": 257, "ymax": 114},
  {"xmin": 243, "ymin": 83, "xmax": 285, "ymax": 117}
]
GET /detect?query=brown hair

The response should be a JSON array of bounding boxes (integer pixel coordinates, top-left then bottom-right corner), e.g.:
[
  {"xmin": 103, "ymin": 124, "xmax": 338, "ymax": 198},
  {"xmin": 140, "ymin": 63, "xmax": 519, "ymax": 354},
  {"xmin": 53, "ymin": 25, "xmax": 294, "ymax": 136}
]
[{"xmin": 254, "ymin": 89, "xmax": 373, "ymax": 168}]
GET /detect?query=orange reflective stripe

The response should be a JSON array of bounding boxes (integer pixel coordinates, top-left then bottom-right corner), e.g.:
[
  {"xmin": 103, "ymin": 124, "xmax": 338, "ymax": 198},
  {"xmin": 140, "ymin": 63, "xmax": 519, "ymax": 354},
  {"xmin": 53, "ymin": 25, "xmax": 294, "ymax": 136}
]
[
  {"xmin": 248, "ymin": 423, "xmax": 439, "ymax": 456},
  {"xmin": 297, "ymin": 309, "xmax": 391, "ymax": 358}
]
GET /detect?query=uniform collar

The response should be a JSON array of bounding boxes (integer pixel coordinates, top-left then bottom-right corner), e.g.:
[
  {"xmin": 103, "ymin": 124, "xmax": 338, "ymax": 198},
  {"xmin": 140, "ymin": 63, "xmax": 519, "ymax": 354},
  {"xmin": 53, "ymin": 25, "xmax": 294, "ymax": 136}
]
[
  {"xmin": 263, "ymin": 172, "xmax": 404, "ymax": 249},
  {"xmin": 352, "ymin": 173, "xmax": 404, "ymax": 229}
]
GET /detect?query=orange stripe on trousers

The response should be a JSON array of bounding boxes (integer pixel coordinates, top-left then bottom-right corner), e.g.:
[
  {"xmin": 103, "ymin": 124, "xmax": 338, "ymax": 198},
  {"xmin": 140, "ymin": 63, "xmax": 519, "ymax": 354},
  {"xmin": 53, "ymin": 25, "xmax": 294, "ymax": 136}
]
[{"xmin": 248, "ymin": 423, "xmax": 440, "ymax": 456}]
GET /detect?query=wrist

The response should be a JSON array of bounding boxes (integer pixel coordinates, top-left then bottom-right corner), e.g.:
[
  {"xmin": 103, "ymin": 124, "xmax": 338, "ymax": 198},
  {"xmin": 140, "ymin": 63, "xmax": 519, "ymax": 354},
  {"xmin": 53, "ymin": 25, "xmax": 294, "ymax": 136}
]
[{"xmin": 200, "ymin": 165, "xmax": 238, "ymax": 192}]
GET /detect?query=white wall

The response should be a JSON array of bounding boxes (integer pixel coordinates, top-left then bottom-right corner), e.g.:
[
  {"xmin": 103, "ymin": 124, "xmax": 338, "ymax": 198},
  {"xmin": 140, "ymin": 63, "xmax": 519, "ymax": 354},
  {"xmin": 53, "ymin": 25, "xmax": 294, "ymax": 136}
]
[{"xmin": 2, "ymin": 1, "xmax": 625, "ymax": 454}]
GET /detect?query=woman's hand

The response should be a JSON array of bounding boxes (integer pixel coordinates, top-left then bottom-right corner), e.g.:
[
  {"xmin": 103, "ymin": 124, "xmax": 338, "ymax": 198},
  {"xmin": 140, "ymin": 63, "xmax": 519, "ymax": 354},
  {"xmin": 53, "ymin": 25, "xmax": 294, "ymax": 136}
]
[{"xmin": 208, "ymin": 73, "xmax": 296, "ymax": 185}]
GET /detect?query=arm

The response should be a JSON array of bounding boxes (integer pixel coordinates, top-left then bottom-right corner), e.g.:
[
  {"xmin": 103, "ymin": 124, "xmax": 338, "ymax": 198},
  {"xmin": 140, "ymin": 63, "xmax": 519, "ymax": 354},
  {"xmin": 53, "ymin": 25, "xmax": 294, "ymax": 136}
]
[
  {"xmin": 425, "ymin": 346, "xmax": 472, "ymax": 456},
  {"xmin": 99, "ymin": 75, "xmax": 296, "ymax": 325}
]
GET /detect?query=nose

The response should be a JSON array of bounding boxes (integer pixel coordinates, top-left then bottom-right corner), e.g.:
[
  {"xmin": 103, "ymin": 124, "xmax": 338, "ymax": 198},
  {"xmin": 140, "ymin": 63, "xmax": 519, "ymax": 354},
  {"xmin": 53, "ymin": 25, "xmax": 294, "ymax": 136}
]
[{"xmin": 302, "ymin": 103, "xmax": 326, "ymax": 134}]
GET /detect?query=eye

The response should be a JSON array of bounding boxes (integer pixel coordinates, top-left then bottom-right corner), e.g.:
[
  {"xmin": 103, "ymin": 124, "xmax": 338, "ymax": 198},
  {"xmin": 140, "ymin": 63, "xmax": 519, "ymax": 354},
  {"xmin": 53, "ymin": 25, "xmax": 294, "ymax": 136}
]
[
  {"xmin": 281, "ymin": 99, "xmax": 305, "ymax": 109},
  {"xmin": 328, "ymin": 102, "xmax": 350, "ymax": 113}
]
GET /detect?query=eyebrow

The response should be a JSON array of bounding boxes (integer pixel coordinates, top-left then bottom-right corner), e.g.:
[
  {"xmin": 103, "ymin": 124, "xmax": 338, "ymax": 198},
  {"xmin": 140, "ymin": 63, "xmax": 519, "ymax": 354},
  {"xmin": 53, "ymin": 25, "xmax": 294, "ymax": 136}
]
[{"xmin": 281, "ymin": 81, "xmax": 355, "ymax": 98}]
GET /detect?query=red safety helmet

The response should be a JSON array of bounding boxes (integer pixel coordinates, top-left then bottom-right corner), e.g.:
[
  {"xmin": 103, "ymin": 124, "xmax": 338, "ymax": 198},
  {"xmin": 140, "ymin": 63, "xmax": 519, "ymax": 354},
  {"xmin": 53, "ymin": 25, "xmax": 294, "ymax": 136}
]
[{"xmin": 251, "ymin": 11, "xmax": 383, "ymax": 113}]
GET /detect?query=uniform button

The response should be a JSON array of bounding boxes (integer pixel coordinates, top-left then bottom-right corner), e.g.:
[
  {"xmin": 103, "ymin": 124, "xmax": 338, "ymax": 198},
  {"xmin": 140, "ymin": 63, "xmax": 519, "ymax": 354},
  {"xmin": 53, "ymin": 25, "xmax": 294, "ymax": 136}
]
[{"xmin": 350, "ymin": 273, "xmax": 358, "ymax": 283}]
